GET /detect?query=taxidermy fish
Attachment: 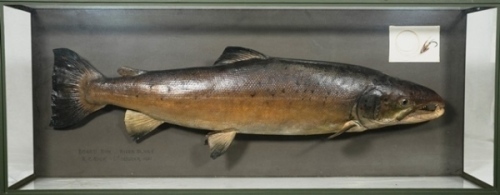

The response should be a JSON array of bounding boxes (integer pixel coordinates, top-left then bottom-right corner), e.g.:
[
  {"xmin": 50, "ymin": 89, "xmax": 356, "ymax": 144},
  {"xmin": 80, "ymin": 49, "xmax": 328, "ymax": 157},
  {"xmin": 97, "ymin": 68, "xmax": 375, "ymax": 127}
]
[{"xmin": 51, "ymin": 47, "xmax": 445, "ymax": 159}]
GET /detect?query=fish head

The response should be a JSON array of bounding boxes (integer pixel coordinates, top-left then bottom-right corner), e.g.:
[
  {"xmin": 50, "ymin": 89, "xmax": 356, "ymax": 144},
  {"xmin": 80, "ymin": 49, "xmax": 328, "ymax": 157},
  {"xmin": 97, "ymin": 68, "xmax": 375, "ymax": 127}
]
[{"xmin": 356, "ymin": 78, "xmax": 445, "ymax": 129}]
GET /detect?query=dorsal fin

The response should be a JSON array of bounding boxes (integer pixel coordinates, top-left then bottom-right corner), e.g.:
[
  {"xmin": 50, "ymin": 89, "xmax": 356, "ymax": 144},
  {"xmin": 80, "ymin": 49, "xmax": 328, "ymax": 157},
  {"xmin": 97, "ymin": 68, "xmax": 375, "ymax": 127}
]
[
  {"xmin": 117, "ymin": 66, "xmax": 147, "ymax": 77},
  {"xmin": 213, "ymin": 47, "xmax": 268, "ymax": 66}
]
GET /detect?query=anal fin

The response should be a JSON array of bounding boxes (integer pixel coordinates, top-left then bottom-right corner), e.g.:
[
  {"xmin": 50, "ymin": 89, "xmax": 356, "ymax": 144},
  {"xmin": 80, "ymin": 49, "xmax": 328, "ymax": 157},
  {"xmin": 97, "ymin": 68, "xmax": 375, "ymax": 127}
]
[
  {"xmin": 125, "ymin": 110, "xmax": 164, "ymax": 141},
  {"xmin": 206, "ymin": 129, "xmax": 237, "ymax": 159}
]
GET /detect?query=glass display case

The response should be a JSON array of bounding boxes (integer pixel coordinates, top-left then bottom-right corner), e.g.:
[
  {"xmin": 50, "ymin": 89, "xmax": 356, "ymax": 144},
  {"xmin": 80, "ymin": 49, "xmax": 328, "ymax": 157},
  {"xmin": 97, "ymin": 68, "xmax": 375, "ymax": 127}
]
[{"xmin": 1, "ymin": 0, "xmax": 498, "ymax": 194}]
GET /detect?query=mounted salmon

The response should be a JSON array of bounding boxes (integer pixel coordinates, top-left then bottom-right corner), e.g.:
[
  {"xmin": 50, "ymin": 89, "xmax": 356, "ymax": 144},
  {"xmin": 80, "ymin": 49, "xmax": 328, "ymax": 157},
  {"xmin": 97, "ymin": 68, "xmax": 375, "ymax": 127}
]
[{"xmin": 51, "ymin": 47, "xmax": 445, "ymax": 159}]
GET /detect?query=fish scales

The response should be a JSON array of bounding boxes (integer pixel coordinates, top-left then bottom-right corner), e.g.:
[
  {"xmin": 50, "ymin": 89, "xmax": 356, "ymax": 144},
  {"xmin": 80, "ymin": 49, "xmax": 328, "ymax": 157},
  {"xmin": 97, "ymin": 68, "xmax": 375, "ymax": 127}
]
[
  {"xmin": 51, "ymin": 46, "xmax": 445, "ymax": 159},
  {"xmin": 88, "ymin": 60, "xmax": 372, "ymax": 135}
]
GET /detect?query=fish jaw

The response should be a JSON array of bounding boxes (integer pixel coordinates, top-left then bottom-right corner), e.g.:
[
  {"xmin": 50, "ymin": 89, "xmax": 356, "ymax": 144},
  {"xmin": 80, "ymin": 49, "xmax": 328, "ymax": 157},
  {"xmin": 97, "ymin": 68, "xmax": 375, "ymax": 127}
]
[
  {"xmin": 399, "ymin": 81, "xmax": 446, "ymax": 124},
  {"xmin": 398, "ymin": 101, "xmax": 445, "ymax": 124}
]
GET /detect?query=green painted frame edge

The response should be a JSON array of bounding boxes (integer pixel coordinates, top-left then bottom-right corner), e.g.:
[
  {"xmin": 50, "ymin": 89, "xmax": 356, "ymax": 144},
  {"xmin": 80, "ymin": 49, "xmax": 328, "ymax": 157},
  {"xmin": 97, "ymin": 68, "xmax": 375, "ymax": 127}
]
[
  {"xmin": 0, "ymin": 4, "xmax": 5, "ymax": 195},
  {"xmin": 0, "ymin": 1, "xmax": 498, "ymax": 194},
  {"xmin": 1, "ymin": 189, "xmax": 500, "ymax": 195},
  {"xmin": 0, "ymin": 0, "xmax": 499, "ymax": 4},
  {"xmin": 494, "ymin": 1, "xmax": 500, "ymax": 193}
]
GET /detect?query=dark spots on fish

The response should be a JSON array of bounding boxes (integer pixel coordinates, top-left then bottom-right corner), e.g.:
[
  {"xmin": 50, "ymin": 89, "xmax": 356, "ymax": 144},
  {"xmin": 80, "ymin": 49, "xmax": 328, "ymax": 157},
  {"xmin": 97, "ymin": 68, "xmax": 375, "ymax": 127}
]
[
  {"xmin": 194, "ymin": 96, "xmax": 198, "ymax": 100},
  {"xmin": 135, "ymin": 95, "xmax": 139, "ymax": 98},
  {"xmin": 258, "ymin": 81, "xmax": 262, "ymax": 86},
  {"xmin": 308, "ymin": 97, "xmax": 312, "ymax": 101},
  {"xmin": 288, "ymin": 101, "xmax": 293, "ymax": 106},
  {"xmin": 327, "ymin": 91, "xmax": 332, "ymax": 95},
  {"xmin": 295, "ymin": 80, "xmax": 300, "ymax": 86},
  {"xmin": 271, "ymin": 92, "xmax": 276, "ymax": 97},
  {"xmin": 250, "ymin": 92, "xmax": 256, "ymax": 98},
  {"xmin": 310, "ymin": 89, "xmax": 315, "ymax": 94},
  {"xmin": 282, "ymin": 89, "xmax": 286, "ymax": 93},
  {"xmin": 161, "ymin": 97, "xmax": 164, "ymax": 101},
  {"xmin": 146, "ymin": 77, "xmax": 154, "ymax": 83},
  {"xmin": 303, "ymin": 89, "xmax": 308, "ymax": 93}
]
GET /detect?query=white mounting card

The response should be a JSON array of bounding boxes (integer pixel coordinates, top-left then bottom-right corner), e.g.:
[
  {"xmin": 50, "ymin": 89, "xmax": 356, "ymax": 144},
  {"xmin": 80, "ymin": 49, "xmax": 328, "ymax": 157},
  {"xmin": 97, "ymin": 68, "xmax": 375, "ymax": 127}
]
[{"xmin": 389, "ymin": 26, "xmax": 440, "ymax": 63}]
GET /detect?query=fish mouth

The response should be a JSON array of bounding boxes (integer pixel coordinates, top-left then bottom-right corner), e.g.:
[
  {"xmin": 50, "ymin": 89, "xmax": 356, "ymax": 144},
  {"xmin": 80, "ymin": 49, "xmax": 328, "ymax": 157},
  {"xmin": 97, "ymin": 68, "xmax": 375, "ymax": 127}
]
[{"xmin": 399, "ymin": 101, "xmax": 445, "ymax": 124}]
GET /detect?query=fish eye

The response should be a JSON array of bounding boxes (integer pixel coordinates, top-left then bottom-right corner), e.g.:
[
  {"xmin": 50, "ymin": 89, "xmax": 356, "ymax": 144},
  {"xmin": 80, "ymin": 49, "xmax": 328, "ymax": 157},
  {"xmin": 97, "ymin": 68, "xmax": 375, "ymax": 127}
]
[{"xmin": 399, "ymin": 98, "xmax": 410, "ymax": 107}]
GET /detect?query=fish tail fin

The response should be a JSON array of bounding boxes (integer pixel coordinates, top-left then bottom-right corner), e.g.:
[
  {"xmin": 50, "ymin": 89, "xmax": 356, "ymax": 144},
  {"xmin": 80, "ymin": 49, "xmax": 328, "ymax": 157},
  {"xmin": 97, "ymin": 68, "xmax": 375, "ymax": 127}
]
[{"xmin": 50, "ymin": 48, "xmax": 106, "ymax": 129}]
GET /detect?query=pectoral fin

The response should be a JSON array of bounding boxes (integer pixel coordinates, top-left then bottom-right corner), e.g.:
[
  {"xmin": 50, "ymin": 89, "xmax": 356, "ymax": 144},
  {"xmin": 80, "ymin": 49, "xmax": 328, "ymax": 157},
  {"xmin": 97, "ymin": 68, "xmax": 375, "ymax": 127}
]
[
  {"xmin": 328, "ymin": 120, "xmax": 364, "ymax": 139},
  {"xmin": 124, "ymin": 110, "xmax": 164, "ymax": 141},
  {"xmin": 206, "ymin": 130, "xmax": 237, "ymax": 159}
]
